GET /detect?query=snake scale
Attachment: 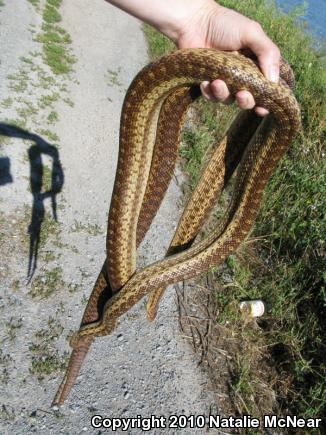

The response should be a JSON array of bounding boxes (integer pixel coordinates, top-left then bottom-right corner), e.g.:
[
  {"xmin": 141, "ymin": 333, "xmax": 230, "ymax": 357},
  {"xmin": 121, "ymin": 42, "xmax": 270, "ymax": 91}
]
[{"xmin": 53, "ymin": 49, "xmax": 301, "ymax": 405}]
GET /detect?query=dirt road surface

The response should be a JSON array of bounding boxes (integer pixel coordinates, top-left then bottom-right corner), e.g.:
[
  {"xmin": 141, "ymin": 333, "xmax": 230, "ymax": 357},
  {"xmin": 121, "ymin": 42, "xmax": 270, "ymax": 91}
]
[{"xmin": 0, "ymin": 1, "xmax": 218, "ymax": 433}]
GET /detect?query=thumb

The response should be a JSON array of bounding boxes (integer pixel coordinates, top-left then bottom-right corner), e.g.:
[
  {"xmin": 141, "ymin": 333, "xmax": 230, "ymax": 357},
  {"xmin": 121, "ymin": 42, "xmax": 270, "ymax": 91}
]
[{"xmin": 243, "ymin": 23, "xmax": 280, "ymax": 83}]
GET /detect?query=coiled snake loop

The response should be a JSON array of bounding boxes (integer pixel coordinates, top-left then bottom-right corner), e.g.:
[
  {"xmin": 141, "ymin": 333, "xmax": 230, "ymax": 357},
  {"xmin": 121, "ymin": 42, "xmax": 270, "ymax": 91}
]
[{"xmin": 53, "ymin": 49, "xmax": 301, "ymax": 405}]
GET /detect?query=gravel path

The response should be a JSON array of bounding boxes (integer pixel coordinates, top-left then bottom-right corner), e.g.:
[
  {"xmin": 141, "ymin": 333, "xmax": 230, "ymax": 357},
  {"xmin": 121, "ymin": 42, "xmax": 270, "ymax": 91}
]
[{"xmin": 0, "ymin": 1, "xmax": 218, "ymax": 433}]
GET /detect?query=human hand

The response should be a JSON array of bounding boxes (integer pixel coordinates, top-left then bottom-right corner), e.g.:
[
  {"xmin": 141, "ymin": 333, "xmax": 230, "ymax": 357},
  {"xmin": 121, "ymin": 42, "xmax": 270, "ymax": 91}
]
[
  {"xmin": 174, "ymin": 1, "xmax": 280, "ymax": 116},
  {"xmin": 107, "ymin": 1, "xmax": 280, "ymax": 115}
]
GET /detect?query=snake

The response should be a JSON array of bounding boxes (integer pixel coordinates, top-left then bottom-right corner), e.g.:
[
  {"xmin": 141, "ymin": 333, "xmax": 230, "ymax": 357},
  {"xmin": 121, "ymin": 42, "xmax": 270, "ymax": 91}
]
[{"xmin": 52, "ymin": 48, "xmax": 301, "ymax": 405}]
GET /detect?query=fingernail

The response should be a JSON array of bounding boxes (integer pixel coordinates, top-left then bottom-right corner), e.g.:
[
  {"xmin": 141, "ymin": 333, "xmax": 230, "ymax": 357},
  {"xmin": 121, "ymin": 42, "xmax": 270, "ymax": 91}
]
[
  {"xmin": 200, "ymin": 81, "xmax": 210, "ymax": 89},
  {"xmin": 238, "ymin": 95, "xmax": 248, "ymax": 106},
  {"xmin": 200, "ymin": 81, "xmax": 208, "ymax": 94},
  {"xmin": 269, "ymin": 65, "xmax": 279, "ymax": 83}
]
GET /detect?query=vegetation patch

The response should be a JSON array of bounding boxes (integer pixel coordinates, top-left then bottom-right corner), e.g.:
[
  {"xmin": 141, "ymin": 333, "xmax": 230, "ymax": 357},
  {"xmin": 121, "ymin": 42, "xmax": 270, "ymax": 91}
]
[
  {"xmin": 71, "ymin": 219, "xmax": 102, "ymax": 236},
  {"xmin": 106, "ymin": 68, "xmax": 123, "ymax": 87},
  {"xmin": 7, "ymin": 70, "xmax": 29, "ymax": 93},
  {"xmin": 145, "ymin": 0, "xmax": 325, "ymax": 428},
  {"xmin": 47, "ymin": 110, "xmax": 59, "ymax": 124},
  {"xmin": 29, "ymin": 317, "xmax": 67, "ymax": 379},
  {"xmin": 37, "ymin": 128, "xmax": 59, "ymax": 142},
  {"xmin": 0, "ymin": 350, "xmax": 13, "ymax": 385},
  {"xmin": 28, "ymin": 0, "xmax": 40, "ymax": 8},
  {"xmin": 31, "ymin": 0, "xmax": 76, "ymax": 75},
  {"xmin": 5, "ymin": 317, "xmax": 23, "ymax": 341},
  {"xmin": 0, "ymin": 97, "xmax": 13, "ymax": 109},
  {"xmin": 29, "ymin": 266, "xmax": 64, "ymax": 299}
]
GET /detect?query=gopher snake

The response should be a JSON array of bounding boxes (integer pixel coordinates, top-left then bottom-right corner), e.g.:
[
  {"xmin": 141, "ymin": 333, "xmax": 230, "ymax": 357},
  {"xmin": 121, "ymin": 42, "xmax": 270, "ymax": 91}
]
[{"xmin": 53, "ymin": 49, "xmax": 301, "ymax": 405}]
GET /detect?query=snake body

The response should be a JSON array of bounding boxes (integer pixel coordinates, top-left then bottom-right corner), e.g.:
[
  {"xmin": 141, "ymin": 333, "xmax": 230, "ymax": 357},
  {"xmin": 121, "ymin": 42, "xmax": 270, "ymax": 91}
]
[{"xmin": 53, "ymin": 49, "xmax": 300, "ymax": 405}]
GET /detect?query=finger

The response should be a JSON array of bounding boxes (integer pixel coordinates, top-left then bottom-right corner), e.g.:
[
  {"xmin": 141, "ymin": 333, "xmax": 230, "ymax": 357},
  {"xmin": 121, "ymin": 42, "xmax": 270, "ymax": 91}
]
[
  {"xmin": 210, "ymin": 79, "xmax": 233, "ymax": 104},
  {"xmin": 200, "ymin": 81, "xmax": 215, "ymax": 101},
  {"xmin": 255, "ymin": 106, "xmax": 269, "ymax": 117},
  {"xmin": 235, "ymin": 90, "xmax": 255, "ymax": 110},
  {"xmin": 242, "ymin": 22, "xmax": 280, "ymax": 83}
]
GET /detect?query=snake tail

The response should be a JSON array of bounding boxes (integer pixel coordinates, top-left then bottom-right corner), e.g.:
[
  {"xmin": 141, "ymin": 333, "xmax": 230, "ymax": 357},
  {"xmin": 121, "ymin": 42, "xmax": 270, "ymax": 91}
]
[
  {"xmin": 52, "ymin": 336, "xmax": 93, "ymax": 406},
  {"xmin": 53, "ymin": 263, "xmax": 111, "ymax": 405}
]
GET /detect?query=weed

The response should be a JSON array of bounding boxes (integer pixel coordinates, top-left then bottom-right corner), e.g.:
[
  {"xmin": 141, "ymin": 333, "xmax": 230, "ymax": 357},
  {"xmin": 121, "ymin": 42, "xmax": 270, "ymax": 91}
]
[
  {"xmin": 146, "ymin": 0, "xmax": 326, "ymax": 425},
  {"xmin": 29, "ymin": 316, "xmax": 67, "ymax": 379},
  {"xmin": 20, "ymin": 56, "xmax": 33, "ymax": 65},
  {"xmin": 37, "ymin": 128, "xmax": 59, "ymax": 142},
  {"xmin": 143, "ymin": 24, "xmax": 174, "ymax": 59},
  {"xmin": 11, "ymin": 280, "xmax": 20, "ymax": 291},
  {"xmin": 36, "ymin": 29, "xmax": 71, "ymax": 45},
  {"xmin": 35, "ymin": 316, "xmax": 64, "ymax": 342},
  {"xmin": 3, "ymin": 118, "xmax": 27, "ymax": 129},
  {"xmin": 0, "ymin": 349, "xmax": 13, "ymax": 367},
  {"xmin": 0, "ymin": 97, "xmax": 13, "ymax": 109},
  {"xmin": 43, "ymin": 250, "xmax": 57, "ymax": 262},
  {"xmin": 43, "ymin": 42, "xmax": 75, "ymax": 74},
  {"xmin": 28, "ymin": 0, "xmax": 39, "ymax": 7},
  {"xmin": 72, "ymin": 219, "xmax": 102, "ymax": 236},
  {"xmin": 5, "ymin": 317, "xmax": 23, "ymax": 341},
  {"xmin": 17, "ymin": 101, "xmax": 39, "ymax": 120},
  {"xmin": 39, "ymin": 92, "xmax": 60, "ymax": 109},
  {"xmin": 29, "ymin": 266, "xmax": 64, "ymax": 299},
  {"xmin": 0, "ymin": 405, "xmax": 15, "ymax": 422},
  {"xmin": 7, "ymin": 70, "xmax": 29, "ymax": 93},
  {"xmin": 30, "ymin": 353, "xmax": 67, "ymax": 378},
  {"xmin": 106, "ymin": 68, "xmax": 122, "ymax": 87},
  {"xmin": 47, "ymin": 0, "xmax": 62, "ymax": 8},
  {"xmin": 30, "ymin": 1, "xmax": 76, "ymax": 75},
  {"xmin": 62, "ymin": 97, "xmax": 74, "ymax": 107},
  {"xmin": 81, "ymin": 294, "xmax": 88, "ymax": 305},
  {"xmin": 43, "ymin": 5, "xmax": 61, "ymax": 24}
]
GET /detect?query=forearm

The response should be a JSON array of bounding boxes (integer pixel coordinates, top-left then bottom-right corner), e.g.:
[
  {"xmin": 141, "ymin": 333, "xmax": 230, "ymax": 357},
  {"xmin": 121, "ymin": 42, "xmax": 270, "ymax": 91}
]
[
  {"xmin": 106, "ymin": 0, "xmax": 280, "ymax": 115},
  {"xmin": 105, "ymin": 0, "xmax": 219, "ymax": 42}
]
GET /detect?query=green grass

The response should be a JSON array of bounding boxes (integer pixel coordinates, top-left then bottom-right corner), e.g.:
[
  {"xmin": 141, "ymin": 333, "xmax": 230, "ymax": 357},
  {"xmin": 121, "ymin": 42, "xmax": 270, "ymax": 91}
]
[
  {"xmin": 28, "ymin": 0, "xmax": 40, "ymax": 7},
  {"xmin": 145, "ymin": 0, "xmax": 325, "ymax": 428},
  {"xmin": 43, "ymin": 5, "xmax": 61, "ymax": 24},
  {"xmin": 32, "ymin": 0, "xmax": 76, "ymax": 75}
]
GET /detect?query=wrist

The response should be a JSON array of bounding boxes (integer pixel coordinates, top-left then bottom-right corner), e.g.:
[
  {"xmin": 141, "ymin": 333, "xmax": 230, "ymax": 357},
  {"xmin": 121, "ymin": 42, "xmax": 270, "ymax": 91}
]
[{"xmin": 158, "ymin": 0, "xmax": 221, "ymax": 44}]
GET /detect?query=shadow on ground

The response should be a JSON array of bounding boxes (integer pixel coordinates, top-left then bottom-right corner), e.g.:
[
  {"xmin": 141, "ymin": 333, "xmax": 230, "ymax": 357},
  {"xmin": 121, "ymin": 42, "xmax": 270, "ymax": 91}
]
[{"xmin": 0, "ymin": 123, "xmax": 64, "ymax": 282}]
